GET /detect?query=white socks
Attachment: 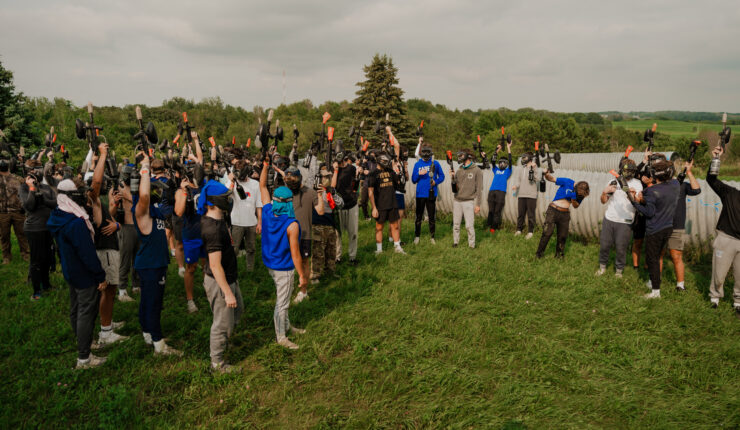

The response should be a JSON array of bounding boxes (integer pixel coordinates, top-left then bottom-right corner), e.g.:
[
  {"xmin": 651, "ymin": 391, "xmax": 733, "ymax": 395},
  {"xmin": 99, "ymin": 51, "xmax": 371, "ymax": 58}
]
[
  {"xmin": 153, "ymin": 339, "xmax": 166, "ymax": 353},
  {"xmin": 394, "ymin": 241, "xmax": 401, "ymax": 248},
  {"xmin": 677, "ymin": 281, "xmax": 685, "ymax": 289},
  {"xmin": 376, "ymin": 243, "xmax": 382, "ymax": 252}
]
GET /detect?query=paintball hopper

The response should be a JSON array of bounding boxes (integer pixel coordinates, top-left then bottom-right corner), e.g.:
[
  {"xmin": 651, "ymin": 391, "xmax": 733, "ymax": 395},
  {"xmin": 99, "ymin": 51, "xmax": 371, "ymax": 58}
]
[
  {"xmin": 275, "ymin": 120, "xmax": 284, "ymax": 142},
  {"xmin": 75, "ymin": 119, "xmax": 87, "ymax": 140},
  {"xmin": 553, "ymin": 150, "xmax": 561, "ymax": 164},
  {"xmin": 719, "ymin": 113, "xmax": 732, "ymax": 146},
  {"xmin": 643, "ymin": 123, "xmax": 657, "ymax": 143}
]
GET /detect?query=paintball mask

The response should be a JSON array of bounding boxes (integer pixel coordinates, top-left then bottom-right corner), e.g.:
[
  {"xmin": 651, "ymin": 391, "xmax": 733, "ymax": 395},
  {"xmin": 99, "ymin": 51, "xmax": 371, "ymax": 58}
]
[
  {"xmin": 206, "ymin": 189, "xmax": 233, "ymax": 212},
  {"xmin": 420, "ymin": 146, "xmax": 433, "ymax": 162},
  {"xmin": 377, "ymin": 153, "xmax": 392, "ymax": 170},
  {"xmin": 497, "ymin": 158, "xmax": 509, "ymax": 171},
  {"xmin": 456, "ymin": 151, "xmax": 471, "ymax": 165},
  {"xmin": 59, "ymin": 183, "xmax": 90, "ymax": 207},
  {"xmin": 575, "ymin": 181, "xmax": 590, "ymax": 201},
  {"xmin": 521, "ymin": 152, "xmax": 533, "ymax": 166},
  {"xmin": 284, "ymin": 166, "xmax": 302, "ymax": 192},
  {"xmin": 150, "ymin": 178, "xmax": 168, "ymax": 204},
  {"xmin": 619, "ymin": 159, "xmax": 637, "ymax": 180}
]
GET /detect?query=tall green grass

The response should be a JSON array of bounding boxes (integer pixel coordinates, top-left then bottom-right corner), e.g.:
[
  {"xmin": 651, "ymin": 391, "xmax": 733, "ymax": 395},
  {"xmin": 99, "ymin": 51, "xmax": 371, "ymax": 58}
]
[{"xmin": 1, "ymin": 215, "xmax": 738, "ymax": 428}]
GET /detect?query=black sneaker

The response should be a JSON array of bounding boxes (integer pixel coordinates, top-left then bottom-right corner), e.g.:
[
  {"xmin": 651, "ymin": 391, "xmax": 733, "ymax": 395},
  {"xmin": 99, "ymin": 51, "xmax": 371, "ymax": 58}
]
[
  {"xmin": 676, "ymin": 286, "xmax": 686, "ymax": 292},
  {"xmin": 452, "ymin": 243, "xmax": 458, "ymax": 248},
  {"xmin": 711, "ymin": 302, "xmax": 719, "ymax": 309},
  {"xmin": 349, "ymin": 259, "xmax": 358, "ymax": 266}
]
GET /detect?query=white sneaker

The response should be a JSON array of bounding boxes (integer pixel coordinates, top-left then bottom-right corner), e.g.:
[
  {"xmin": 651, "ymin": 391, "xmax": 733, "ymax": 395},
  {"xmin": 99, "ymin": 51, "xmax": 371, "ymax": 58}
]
[
  {"xmin": 290, "ymin": 326, "xmax": 306, "ymax": 335},
  {"xmin": 111, "ymin": 321, "xmax": 126, "ymax": 330},
  {"xmin": 76, "ymin": 354, "xmax": 107, "ymax": 369},
  {"xmin": 644, "ymin": 289, "xmax": 661, "ymax": 299},
  {"xmin": 525, "ymin": 233, "xmax": 533, "ymax": 240},
  {"xmin": 132, "ymin": 287, "xmax": 141, "ymax": 294},
  {"xmin": 374, "ymin": 249, "xmax": 383, "ymax": 255},
  {"xmin": 277, "ymin": 337, "xmax": 299, "ymax": 350},
  {"xmin": 595, "ymin": 266, "xmax": 606, "ymax": 276},
  {"xmin": 143, "ymin": 332, "xmax": 153, "ymax": 345},
  {"xmin": 710, "ymin": 298, "xmax": 720, "ymax": 308},
  {"xmin": 187, "ymin": 300, "xmax": 198, "ymax": 314},
  {"xmin": 97, "ymin": 330, "xmax": 129, "ymax": 347},
  {"xmin": 646, "ymin": 279, "xmax": 653, "ymax": 290},
  {"xmin": 211, "ymin": 361, "xmax": 238, "ymax": 374},
  {"xmin": 430, "ymin": 238, "xmax": 436, "ymax": 245},
  {"xmin": 293, "ymin": 291, "xmax": 308, "ymax": 304},
  {"xmin": 514, "ymin": 231, "xmax": 522, "ymax": 236},
  {"xmin": 615, "ymin": 270, "xmax": 623, "ymax": 279},
  {"xmin": 394, "ymin": 246, "xmax": 406, "ymax": 255},
  {"xmin": 154, "ymin": 340, "xmax": 183, "ymax": 356},
  {"xmin": 171, "ymin": 249, "xmax": 176, "ymax": 257},
  {"xmin": 413, "ymin": 237, "xmax": 420, "ymax": 245},
  {"xmin": 178, "ymin": 267, "xmax": 186, "ymax": 278},
  {"xmin": 117, "ymin": 291, "xmax": 135, "ymax": 302}
]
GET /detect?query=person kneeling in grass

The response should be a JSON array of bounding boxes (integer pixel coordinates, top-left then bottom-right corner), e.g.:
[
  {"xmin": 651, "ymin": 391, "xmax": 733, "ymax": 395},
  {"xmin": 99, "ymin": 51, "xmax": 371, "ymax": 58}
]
[
  {"xmin": 535, "ymin": 172, "xmax": 590, "ymax": 259},
  {"xmin": 198, "ymin": 180, "xmax": 244, "ymax": 372},
  {"xmin": 259, "ymin": 158, "xmax": 308, "ymax": 350}
]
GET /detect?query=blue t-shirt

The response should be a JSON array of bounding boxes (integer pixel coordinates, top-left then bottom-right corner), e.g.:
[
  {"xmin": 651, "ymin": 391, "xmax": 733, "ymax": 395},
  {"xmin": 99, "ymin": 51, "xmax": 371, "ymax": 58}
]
[
  {"xmin": 261, "ymin": 203, "xmax": 300, "ymax": 271},
  {"xmin": 489, "ymin": 166, "xmax": 512, "ymax": 192},
  {"xmin": 552, "ymin": 177, "xmax": 581, "ymax": 203}
]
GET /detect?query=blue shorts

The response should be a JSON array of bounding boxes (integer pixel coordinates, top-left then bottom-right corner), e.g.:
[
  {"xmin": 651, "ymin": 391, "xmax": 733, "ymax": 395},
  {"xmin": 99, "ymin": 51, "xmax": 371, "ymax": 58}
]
[
  {"xmin": 395, "ymin": 193, "xmax": 406, "ymax": 210},
  {"xmin": 183, "ymin": 238, "xmax": 206, "ymax": 264}
]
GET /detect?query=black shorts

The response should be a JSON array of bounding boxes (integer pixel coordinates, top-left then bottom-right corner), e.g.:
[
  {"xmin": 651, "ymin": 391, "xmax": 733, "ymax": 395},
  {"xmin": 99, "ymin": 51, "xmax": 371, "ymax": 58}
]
[
  {"xmin": 375, "ymin": 208, "xmax": 400, "ymax": 224},
  {"xmin": 300, "ymin": 239, "xmax": 312, "ymax": 258},
  {"xmin": 172, "ymin": 215, "xmax": 183, "ymax": 242},
  {"xmin": 632, "ymin": 215, "xmax": 646, "ymax": 240},
  {"xmin": 164, "ymin": 215, "xmax": 173, "ymax": 231}
]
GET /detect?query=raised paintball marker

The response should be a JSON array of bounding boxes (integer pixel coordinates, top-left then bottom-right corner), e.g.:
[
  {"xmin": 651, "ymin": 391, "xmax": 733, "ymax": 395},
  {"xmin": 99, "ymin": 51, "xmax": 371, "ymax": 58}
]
[
  {"xmin": 677, "ymin": 140, "xmax": 701, "ymax": 183},
  {"xmin": 133, "ymin": 106, "xmax": 158, "ymax": 157},
  {"xmin": 349, "ymin": 120, "xmax": 365, "ymax": 152},
  {"xmin": 446, "ymin": 150, "xmax": 458, "ymax": 193},
  {"xmin": 608, "ymin": 169, "xmax": 629, "ymax": 192},
  {"xmin": 473, "ymin": 134, "xmax": 488, "ymax": 169},
  {"xmin": 539, "ymin": 142, "xmax": 560, "ymax": 174},
  {"xmin": 173, "ymin": 112, "xmax": 196, "ymax": 151},
  {"xmin": 290, "ymin": 124, "xmax": 300, "ymax": 165},
  {"xmin": 535, "ymin": 141, "xmax": 546, "ymax": 192},
  {"xmin": 709, "ymin": 113, "xmax": 732, "ymax": 175},
  {"xmin": 41, "ymin": 126, "xmax": 57, "ymax": 159},
  {"xmin": 255, "ymin": 109, "xmax": 275, "ymax": 157},
  {"xmin": 75, "ymin": 102, "xmax": 103, "ymax": 156},
  {"xmin": 643, "ymin": 122, "xmax": 658, "ymax": 155}
]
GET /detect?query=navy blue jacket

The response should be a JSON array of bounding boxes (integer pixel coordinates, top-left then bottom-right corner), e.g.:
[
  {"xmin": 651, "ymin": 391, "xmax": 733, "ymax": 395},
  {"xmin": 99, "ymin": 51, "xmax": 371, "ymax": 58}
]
[
  {"xmin": 632, "ymin": 179, "xmax": 680, "ymax": 235},
  {"xmin": 47, "ymin": 208, "xmax": 106, "ymax": 289}
]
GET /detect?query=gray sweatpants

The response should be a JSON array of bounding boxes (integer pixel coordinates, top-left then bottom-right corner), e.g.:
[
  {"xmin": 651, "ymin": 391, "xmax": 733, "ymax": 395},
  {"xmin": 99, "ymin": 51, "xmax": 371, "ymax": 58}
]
[
  {"xmin": 69, "ymin": 285, "xmax": 101, "ymax": 360},
  {"xmin": 709, "ymin": 231, "xmax": 740, "ymax": 307},
  {"xmin": 203, "ymin": 275, "xmax": 244, "ymax": 364},
  {"xmin": 118, "ymin": 224, "xmax": 140, "ymax": 289},
  {"xmin": 453, "ymin": 199, "xmax": 476, "ymax": 248},
  {"xmin": 598, "ymin": 218, "xmax": 633, "ymax": 270},
  {"xmin": 270, "ymin": 269, "xmax": 295, "ymax": 341},
  {"xmin": 337, "ymin": 205, "xmax": 359, "ymax": 259},
  {"xmin": 232, "ymin": 225, "xmax": 257, "ymax": 271}
]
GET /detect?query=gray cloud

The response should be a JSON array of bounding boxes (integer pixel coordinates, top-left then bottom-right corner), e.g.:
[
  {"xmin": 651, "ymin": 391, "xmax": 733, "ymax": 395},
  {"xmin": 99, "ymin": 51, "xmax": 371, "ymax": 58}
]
[{"xmin": 0, "ymin": 0, "xmax": 738, "ymax": 112}]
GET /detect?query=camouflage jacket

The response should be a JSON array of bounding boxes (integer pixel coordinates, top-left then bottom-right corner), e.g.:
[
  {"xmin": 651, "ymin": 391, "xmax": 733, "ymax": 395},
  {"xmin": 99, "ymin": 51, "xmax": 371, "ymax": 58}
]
[{"xmin": 0, "ymin": 173, "xmax": 23, "ymax": 213}]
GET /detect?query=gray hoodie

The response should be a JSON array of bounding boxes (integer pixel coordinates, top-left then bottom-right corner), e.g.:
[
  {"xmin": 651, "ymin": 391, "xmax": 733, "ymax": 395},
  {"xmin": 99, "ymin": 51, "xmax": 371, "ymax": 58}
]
[
  {"xmin": 514, "ymin": 165, "xmax": 540, "ymax": 199},
  {"xmin": 454, "ymin": 163, "xmax": 483, "ymax": 206}
]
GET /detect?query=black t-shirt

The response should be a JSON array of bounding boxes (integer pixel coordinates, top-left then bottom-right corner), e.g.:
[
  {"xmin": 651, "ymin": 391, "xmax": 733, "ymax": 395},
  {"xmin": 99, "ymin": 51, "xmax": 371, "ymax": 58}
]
[
  {"xmin": 336, "ymin": 165, "xmax": 357, "ymax": 209},
  {"xmin": 201, "ymin": 215, "xmax": 238, "ymax": 284},
  {"xmin": 368, "ymin": 168, "xmax": 399, "ymax": 211},
  {"xmin": 673, "ymin": 181, "xmax": 701, "ymax": 229},
  {"xmin": 95, "ymin": 201, "xmax": 119, "ymax": 251}
]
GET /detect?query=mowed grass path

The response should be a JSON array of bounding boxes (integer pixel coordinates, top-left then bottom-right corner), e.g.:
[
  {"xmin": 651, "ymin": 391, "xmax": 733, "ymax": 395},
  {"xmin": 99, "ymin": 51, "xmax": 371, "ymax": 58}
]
[
  {"xmin": 1, "ymin": 215, "xmax": 739, "ymax": 428},
  {"xmin": 616, "ymin": 119, "xmax": 724, "ymax": 138}
]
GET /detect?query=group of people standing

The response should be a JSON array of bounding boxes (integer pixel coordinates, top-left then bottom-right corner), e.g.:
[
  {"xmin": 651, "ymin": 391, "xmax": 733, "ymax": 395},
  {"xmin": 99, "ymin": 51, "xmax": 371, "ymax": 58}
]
[{"xmin": 1, "ymin": 129, "xmax": 738, "ymax": 372}]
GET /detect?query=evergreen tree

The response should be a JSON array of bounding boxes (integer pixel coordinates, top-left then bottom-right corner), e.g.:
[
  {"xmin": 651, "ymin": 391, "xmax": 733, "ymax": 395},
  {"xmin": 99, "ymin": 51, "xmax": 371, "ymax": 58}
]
[{"xmin": 352, "ymin": 54, "xmax": 412, "ymax": 145}]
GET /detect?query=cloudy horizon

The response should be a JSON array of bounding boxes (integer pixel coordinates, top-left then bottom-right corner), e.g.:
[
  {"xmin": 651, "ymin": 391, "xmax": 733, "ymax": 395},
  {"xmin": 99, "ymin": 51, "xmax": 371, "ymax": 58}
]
[{"xmin": 1, "ymin": 0, "xmax": 738, "ymax": 113}]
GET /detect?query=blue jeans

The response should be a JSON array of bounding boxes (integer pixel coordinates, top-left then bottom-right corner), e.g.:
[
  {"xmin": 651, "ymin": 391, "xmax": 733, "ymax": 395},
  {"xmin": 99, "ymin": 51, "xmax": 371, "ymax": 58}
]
[{"xmin": 137, "ymin": 267, "xmax": 167, "ymax": 342}]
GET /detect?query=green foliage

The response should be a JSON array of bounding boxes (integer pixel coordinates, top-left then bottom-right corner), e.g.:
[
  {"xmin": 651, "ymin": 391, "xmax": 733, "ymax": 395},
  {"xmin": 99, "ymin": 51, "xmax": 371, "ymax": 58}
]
[
  {"xmin": 1, "ymin": 217, "xmax": 739, "ymax": 428},
  {"xmin": 0, "ymin": 59, "xmax": 38, "ymax": 148}
]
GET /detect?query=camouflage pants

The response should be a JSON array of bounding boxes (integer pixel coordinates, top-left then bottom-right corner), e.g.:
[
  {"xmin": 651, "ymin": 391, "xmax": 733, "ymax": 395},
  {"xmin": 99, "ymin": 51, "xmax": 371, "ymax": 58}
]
[{"xmin": 311, "ymin": 225, "xmax": 336, "ymax": 280}]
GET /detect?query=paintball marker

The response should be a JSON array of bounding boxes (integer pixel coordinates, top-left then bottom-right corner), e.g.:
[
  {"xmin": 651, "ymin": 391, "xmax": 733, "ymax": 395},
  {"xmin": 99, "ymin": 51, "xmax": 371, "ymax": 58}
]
[
  {"xmin": 349, "ymin": 120, "xmax": 365, "ymax": 152},
  {"xmin": 133, "ymin": 106, "xmax": 158, "ymax": 157},
  {"xmin": 709, "ymin": 113, "xmax": 732, "ymax": 175},
  {"xmin": 75, "ymin": 102, "xmax": 103, "ymax": 155},
  {"xmin": 290, "ymin": 124, "xmax": 300, "ymax": 165},
  {"xmin": 677, "ymin": 140, "xmax": 701, "ymax": 183},
  {"xmin": 643, "ymin": 122, "xmax": 658, "ymax": 155},
  {"xmin": 535, "ymin": 141, "xmax": 546, "ymax": 192},
  {"xmin": 174, "ymin": 112, "xmax": 197, "ymax": 151},
  {"xmin": 446, "ymin": 150, "xmax": 458, "ymax": 194},
  {"xmin": 473, "ymin": 134, "xmax": 487, "ymax": 168},
  {"xmin": 417, "ymin": 120, "xmax": 436, "ymax": 194}
]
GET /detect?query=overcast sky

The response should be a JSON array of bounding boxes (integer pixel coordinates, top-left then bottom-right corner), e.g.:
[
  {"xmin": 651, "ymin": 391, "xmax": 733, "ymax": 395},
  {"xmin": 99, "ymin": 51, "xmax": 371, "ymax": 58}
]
[{"xmin": 1, "ymin": 0, "xmax": 738, "ymax": 112}]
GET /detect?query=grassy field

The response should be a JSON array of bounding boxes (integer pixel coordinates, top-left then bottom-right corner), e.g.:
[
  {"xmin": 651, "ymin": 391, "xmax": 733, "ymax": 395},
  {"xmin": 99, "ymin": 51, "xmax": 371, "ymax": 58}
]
[
  {"xmin": 1, "ymin": 215, "xmax": 739, "ymax": 429},
  {"xmin": 615, "ymin": 119, "xmax": 724, "ymax": 138}
]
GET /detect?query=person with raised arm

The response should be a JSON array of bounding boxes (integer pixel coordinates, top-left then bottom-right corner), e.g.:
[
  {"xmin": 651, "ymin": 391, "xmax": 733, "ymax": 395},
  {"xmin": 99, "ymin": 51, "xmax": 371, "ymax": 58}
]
[{"xmin": 259, "ymin": 155, "xmax": 308, "ymax": 350}]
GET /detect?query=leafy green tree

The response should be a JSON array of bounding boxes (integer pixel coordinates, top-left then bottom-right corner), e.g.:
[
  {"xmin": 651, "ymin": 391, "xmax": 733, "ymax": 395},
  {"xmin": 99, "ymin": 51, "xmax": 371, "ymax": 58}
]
[{"xmin": 0, "ymin": 60, "xmax": 38, "ymax": 148}]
